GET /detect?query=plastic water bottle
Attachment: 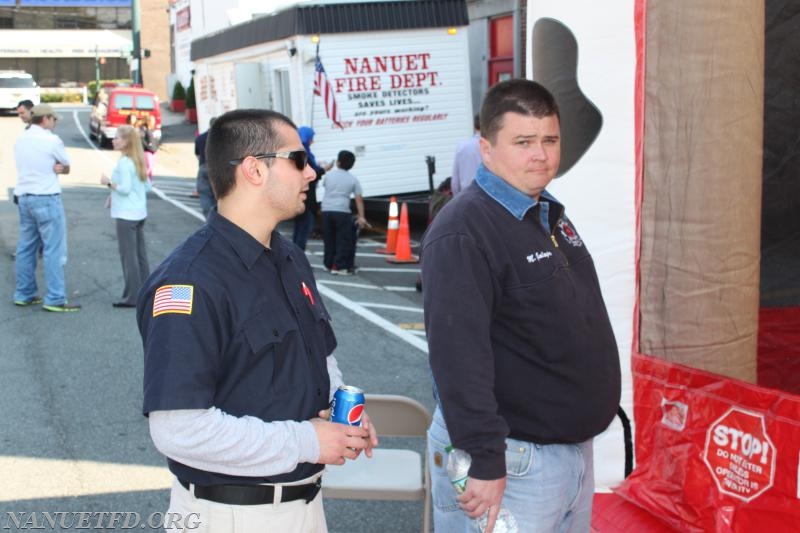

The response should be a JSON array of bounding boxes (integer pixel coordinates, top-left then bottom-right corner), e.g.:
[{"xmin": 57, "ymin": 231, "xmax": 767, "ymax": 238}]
[{"xmin": 445, "ymin": 446, "xmax": 519, "ymax": 533}]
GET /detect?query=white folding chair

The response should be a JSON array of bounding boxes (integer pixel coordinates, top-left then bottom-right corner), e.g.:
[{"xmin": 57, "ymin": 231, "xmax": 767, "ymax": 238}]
[{"xmin": 322, "ymin": 394, "xmax": 432, "ymax": 533}]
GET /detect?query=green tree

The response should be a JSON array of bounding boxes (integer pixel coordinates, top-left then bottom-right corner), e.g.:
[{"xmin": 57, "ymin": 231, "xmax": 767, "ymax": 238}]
[
  {"xmin": 171, "ymin": 81, "xmax": 186, "ymax": 101},
  {"xmin": 185, "ymin": 79, "xmax": 196, "ymax": 109}
]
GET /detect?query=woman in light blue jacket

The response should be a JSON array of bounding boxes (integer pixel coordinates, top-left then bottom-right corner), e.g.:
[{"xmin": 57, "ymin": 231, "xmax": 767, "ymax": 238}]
[{"xmin": 100, "ymin": 125, "xmax": 150, "ymax": 308}]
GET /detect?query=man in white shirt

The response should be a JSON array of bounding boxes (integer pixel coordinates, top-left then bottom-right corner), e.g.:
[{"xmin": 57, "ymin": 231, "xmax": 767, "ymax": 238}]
[
  {"xmin": 450, "ymin": 114, "xmax": 482, "ymax": 195},
  {"xmin": 10, "ymin": 99, "xmax": 35, "ymax": 259},
  {"xmin": 13, "ymin": 104, "xmax": 81, "ymax": 312}
]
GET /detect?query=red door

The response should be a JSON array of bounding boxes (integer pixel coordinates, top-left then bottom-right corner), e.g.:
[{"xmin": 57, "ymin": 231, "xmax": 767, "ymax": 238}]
[{"xmin": 489, "ymin": 15, "xmax": 514, "ymax": 86}]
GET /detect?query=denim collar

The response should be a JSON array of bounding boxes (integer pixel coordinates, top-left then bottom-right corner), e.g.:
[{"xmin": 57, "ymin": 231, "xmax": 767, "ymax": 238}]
[{"xmin": 475, "ymin": 164, "xmax": 557, "ymax": 222}]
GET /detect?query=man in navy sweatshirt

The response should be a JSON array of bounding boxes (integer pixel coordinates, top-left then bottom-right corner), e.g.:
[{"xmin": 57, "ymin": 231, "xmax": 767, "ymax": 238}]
[{"xmin": 422, "ymin": 79, "xmax": 621, "ymax": 533}]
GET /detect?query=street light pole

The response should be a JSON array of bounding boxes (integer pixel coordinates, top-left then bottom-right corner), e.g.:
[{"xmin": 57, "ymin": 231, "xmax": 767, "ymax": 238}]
[{"xmin": 132, "ymin": 0, "xmax": 142, "ymax": 85}]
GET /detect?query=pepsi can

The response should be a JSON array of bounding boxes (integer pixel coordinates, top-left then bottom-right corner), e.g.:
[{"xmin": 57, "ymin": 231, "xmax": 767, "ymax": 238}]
[{"xmin": 330, "ymin": 385, "xmax": 365, "ymax": 426}]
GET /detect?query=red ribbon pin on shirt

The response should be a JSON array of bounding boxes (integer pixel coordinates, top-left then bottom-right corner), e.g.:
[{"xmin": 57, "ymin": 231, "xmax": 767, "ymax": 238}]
[{"xmin": 301, "ymin": 281, "xmax": 315, "ymax": 305}]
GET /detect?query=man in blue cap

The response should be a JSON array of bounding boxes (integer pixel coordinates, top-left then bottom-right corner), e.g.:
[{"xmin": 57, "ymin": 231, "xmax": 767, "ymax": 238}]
[{"xmin": 292, "ymin": 126, "xmax": 332, "ymax": 250}]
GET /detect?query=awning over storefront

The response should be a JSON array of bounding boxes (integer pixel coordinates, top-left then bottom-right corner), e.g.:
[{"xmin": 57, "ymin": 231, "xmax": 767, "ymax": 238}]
[{"xmin": 0, "ymin": 29, "xmax": 132, "ymax": 59}]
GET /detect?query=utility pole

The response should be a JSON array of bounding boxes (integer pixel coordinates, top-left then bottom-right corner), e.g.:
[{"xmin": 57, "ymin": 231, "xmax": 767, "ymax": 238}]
[
  {"xmin": 94, "ymin": 45, "xmax": 100, "ymax": 95},
  {"xmin": 132, "ymin": 0, "xmax": 142, "ymax": 85}
]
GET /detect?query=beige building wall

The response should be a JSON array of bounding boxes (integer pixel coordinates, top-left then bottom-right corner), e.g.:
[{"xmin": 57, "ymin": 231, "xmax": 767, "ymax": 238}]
[{"xmin": 140, "ymin": 0, "xmax": 171, "ymax": 101}]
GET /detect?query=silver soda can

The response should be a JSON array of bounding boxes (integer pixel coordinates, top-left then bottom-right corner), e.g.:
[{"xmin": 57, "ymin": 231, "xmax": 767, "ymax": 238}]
[{"xmin": 329, "ymin": 385, "xmax": 365, "ymax": 426}]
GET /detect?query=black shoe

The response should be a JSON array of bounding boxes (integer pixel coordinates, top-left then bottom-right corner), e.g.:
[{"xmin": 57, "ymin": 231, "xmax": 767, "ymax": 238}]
[
  {"xmin": 42, "ymin": 302, "xmax": 81, "ymax": 312},
  {"xmin": 112, "ymin": 302, "xmax": 136, "ymax": 308},
  {"xmin": 14, "ymin": 296, "xmax": 42, "ymax": 306}
]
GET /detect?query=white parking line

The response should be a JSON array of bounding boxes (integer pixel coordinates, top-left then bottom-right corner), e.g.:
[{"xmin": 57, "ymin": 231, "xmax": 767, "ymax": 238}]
[
  {"xmin": 358, "ymin": 239, "xmax": 421, "ymax": 248},
  {"xmin": 150, "ymin": 187, "xmax": 204, "ymax": 221},
  {"xmin": 356, "ymin": 302, "xmax": 423, "ymax": 313},
  {"xmin": 357, "ymin": 266, "xmax": 420, "ymax": 273},
  {"xmin": 316, "ymin": 284, "xmax": 429, "ymax": 355},
  {"xmin": 317, "ymin": 279, "xmax": 381, "ymax": 290},
  {"xmin": 384, "ymin": 286, "xmax": 419, "ymax": 292},
  {"xmin": 73, "ymin": 109, "xmax": 114, "ymax": 165},
  {"xmin": 307, "ymin": 250, "xmax": 419, "ymax": 260}
]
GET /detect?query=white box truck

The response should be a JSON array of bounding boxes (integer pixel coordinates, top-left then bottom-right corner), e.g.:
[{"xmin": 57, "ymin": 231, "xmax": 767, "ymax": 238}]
[{"xmin": 190, "ymin": 2, "xmax": 473, "ymax": 198}]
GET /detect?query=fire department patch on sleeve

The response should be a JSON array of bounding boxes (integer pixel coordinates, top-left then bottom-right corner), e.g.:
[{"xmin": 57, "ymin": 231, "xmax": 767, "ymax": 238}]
[
  {"xmin": 558, "ymin": 219, "xmax": 584, "ymax": 247},
  {"xmin": 153, "ymin": 284, "xmax": 194, "ymax": 316}
]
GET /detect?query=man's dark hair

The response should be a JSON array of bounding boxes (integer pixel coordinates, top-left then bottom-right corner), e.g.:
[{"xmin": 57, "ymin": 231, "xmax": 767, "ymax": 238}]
[
  {"xmin": 473, "ymin": 113, "xmax": 480, "ymax": 131},
  {"xmin": 480, "ymin": 79, "xmax": 560, "ymax": 143},
  {"xmin": 206, "ymin": 109, "xmax": 297, "ymax": 200},
  {"xmin": 337, "ymin": 150, "xmax": 356, "ymax": 170},
  {"xmin": 17, "ymin": 100, "xmax": 34, "ymax": 110}
]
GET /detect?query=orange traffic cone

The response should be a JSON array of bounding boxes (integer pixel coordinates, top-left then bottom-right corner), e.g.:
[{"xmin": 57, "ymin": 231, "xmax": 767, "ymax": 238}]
[
  {"xmin": 387, "ymin": 202, "xmax": 419, "ymax": 264},
  {"xmin": 376, "ymin": 196, "xmax": 399, "ymax": 255}
]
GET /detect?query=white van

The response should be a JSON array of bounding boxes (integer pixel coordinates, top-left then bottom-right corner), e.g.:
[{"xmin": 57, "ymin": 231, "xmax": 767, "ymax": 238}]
[{"xmin": 0, "ymin": 71, "xmax": 41, "ymax": 112}]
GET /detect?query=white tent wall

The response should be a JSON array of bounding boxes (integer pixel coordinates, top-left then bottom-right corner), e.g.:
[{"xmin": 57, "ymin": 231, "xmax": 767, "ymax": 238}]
[{"xmin": 526, "ymin": 2, "xmax": 638, "ymax": 490}]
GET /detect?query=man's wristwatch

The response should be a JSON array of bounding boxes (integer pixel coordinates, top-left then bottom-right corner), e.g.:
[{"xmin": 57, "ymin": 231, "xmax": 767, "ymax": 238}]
[{"xmin": 107, "ymin": 182, "xmax": 113, "ymax": 189}]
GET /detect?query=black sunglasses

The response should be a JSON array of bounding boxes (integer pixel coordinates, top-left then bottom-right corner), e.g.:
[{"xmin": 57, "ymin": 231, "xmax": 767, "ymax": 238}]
[{"xmin": 228, "ymin": 150, "xmax": 309, "ymax": 171}]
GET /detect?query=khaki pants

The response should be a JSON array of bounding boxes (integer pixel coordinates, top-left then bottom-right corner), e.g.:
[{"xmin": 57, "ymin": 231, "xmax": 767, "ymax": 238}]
[{"xmin": 164, "ymin": 475, "xmax": 327, "ymax": 533}]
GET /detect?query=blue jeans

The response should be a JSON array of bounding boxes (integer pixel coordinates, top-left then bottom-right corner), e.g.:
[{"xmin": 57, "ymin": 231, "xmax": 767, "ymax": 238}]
[
  {"xmin": 15, "ymin": 194, "xmax": 68, "ymax": 306},
  {"xmin": 196, "ymin": 164, "xmax": 216, "ymax": 220},
  {"xmin": 427, "ymin": 406, "xmax": 594, "ymax": 533}
]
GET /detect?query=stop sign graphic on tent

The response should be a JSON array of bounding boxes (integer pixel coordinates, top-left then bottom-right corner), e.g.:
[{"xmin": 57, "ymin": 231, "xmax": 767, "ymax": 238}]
[{"xmin": 703, "ymin": 407, "xmax": 776, "ymax": 502}]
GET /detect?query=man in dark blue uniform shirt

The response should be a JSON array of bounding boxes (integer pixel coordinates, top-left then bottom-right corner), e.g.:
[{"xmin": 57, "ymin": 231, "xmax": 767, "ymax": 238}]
[{"xmin": 138, "ymin": 109, "xmax": 377, "ymax": 533}]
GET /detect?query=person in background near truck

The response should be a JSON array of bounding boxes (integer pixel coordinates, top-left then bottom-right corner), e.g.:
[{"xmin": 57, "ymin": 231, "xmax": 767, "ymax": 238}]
[
  {"xmin": 320, "ymin": 150, "xmax": 370, "ymax": 275},
  {"xmin": 194, "ymin": 117, "xmax": 217, "ymax": 219},
  {"xmin": 422, "ymin": 79, "xmax": 621, "ymax": 532},
  {"xmin": 292, "ymin": 126, "xmax": 332, "ymax": 250},
  {"xmin": 16, "ymin": 99, "xmax": 34, "ymax": 127},
  {"xmin": 100, "ymin": 125, "xmax": 151, "ymax": 309},
  {"xmin": 139, "ymin": 116, "xmax": 158, "ymax": 182},
  {"xmin": 13, "ymin": 104, "xmax": 81, "ymax": 312},
  {"xmin": 126, "ymin": 114, "xmax": 157, "ymax": 182},
  {"xmin": 138, "ymin": 109, "xmax": 378, "ymax": 533},
  {"xmin": 450, "ymin": 114, "xmax": 482, "ymax": 196}
]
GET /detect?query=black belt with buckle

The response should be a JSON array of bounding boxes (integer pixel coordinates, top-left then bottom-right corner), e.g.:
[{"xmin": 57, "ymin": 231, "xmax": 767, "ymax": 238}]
[{"xmin": 178, "ymin": 478, "xmax": 322, "ymax": 505}]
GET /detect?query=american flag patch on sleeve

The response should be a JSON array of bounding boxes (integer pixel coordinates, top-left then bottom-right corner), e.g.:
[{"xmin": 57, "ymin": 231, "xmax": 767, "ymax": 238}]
[{"xmin": 153, "ymin": 284, "xmax": 194, "ymax": 317}]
